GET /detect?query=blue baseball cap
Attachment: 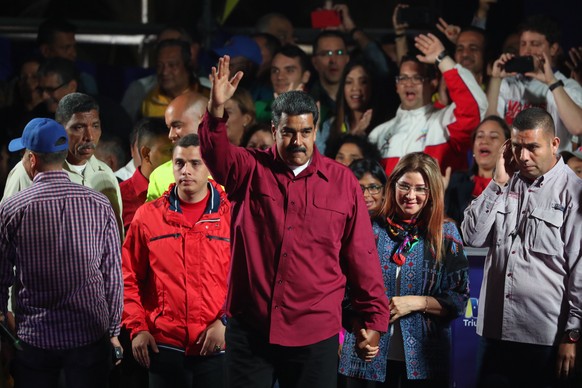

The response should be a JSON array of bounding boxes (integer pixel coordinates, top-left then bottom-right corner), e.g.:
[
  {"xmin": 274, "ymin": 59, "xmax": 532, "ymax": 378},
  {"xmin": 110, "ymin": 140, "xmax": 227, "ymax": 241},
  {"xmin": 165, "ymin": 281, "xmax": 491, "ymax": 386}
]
[
  {"xmin": 9, "ymin": 118, "xmax": 69, "ymax": 153},
  {"xmin": 213, "ymin": 35, "xmax": 262, "ymax": 65}
]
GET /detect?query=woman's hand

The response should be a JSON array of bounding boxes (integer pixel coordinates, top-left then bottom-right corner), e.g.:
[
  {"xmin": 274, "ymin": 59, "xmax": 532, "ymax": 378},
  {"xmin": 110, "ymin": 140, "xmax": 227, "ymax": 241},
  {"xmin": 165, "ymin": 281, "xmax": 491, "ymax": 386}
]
[{"xmin": 389, "ymin": 295, "xmax": 425, "ymax": 320}]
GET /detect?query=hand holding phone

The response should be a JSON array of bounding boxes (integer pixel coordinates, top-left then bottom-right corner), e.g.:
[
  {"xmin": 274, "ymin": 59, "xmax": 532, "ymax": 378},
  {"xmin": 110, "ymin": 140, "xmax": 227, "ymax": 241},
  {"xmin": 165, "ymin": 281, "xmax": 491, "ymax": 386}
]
[{"xmin": 504, "ymin": 56, "xmax": 534, "ymax": 74}]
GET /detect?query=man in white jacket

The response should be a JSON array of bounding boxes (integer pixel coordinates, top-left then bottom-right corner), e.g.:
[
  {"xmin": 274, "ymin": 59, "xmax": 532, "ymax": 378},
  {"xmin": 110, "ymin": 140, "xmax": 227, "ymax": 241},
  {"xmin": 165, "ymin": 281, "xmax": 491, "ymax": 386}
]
[
  {"xmin": 486, "ymin": 14, "xmax": 582, "ymax": 152},
  {"xmin": 369, "ymin": 33, "xmax": 487, "ymax": 175}
]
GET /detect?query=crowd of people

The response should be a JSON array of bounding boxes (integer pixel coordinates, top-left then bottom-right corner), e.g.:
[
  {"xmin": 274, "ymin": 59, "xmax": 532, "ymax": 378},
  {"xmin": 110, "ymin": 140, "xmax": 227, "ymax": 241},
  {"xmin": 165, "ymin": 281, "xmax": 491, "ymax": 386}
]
[{"xmin": 0, "ymin": 2, "xmax": 581, "ymax": 388}]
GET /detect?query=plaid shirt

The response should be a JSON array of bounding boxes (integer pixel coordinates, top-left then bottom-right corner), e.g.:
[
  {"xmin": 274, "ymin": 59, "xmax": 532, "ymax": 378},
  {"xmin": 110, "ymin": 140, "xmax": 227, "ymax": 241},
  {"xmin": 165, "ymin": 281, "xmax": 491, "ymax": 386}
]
[{"xmin": 0, "ymin": 170, "xmax": 122, "ymax": 349}]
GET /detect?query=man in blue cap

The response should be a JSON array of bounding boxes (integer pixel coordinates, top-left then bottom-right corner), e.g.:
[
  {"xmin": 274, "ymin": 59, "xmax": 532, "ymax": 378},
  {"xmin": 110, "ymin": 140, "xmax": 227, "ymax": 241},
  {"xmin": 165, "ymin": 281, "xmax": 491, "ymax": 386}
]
[
  {"xmin": 2, "ymin": 93, "xmax": 123, "ymax": 239},
  {"xmin": 0, "ymin": 117, "xmax": 123, "ymax": 388},
  {"xmin": 213, "ymin": 35, "xmax": 262, "ymax": 91}
]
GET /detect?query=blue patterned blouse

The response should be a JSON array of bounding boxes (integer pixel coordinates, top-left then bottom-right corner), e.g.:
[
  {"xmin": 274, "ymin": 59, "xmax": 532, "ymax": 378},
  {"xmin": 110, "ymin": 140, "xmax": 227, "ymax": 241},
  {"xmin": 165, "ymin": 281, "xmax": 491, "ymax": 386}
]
[{"xmin": 338, "ymin": 220, "xmax": 469, "ymax": 382}]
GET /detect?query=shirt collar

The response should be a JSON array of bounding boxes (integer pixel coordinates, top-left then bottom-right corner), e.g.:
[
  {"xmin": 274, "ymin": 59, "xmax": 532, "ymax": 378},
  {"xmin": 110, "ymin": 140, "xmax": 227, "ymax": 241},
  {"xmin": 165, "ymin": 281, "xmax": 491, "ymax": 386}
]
[
  {"xmin": 33, "ymin": 170, "xmax": 70, "ymax": 183},
  {"xmin": 168, "ymin": 181, "xmax": 219, "ymax": 214},
  {"xmin": 517, "ymin": 156, "xmax": 563, "ymax": 186}
]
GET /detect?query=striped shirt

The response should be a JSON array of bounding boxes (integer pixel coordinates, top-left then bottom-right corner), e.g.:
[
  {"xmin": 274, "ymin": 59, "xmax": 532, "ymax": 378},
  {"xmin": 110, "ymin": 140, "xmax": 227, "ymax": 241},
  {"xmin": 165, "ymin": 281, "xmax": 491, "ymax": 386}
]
[{"xmin": 0, "ymin": 170, "xmax": 122, "ymax": 349}]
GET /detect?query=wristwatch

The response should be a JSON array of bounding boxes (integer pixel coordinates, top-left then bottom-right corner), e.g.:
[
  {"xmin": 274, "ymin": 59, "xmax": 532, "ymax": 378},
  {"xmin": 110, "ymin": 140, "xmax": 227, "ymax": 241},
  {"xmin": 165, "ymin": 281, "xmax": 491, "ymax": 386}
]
[
  {"xmin": 220, "ymin": 314, "xmax": 228, "ymax": 326},
  {"xmin": 435, "ymin": 50, "xmax": 448, "ymax": 66},
  {"xmin": 566, "ymin": 329, "xmax": 580, "ymax": 343}
]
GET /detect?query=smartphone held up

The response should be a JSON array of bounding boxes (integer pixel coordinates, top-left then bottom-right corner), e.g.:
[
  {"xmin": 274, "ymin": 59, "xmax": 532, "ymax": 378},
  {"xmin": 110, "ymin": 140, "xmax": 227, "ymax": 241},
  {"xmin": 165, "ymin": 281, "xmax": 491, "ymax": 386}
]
[{"xmin": 504, "ymin": 56, "xmax": 535, "ymax": 74}]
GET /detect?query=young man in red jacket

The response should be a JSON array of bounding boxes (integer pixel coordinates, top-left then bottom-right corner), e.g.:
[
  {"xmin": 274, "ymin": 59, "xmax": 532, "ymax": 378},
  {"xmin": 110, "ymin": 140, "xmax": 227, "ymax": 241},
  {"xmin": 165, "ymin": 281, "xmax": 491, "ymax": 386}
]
[{"xmin": 122, "ymin": 133, "xmax": 230, "ymax": 388}]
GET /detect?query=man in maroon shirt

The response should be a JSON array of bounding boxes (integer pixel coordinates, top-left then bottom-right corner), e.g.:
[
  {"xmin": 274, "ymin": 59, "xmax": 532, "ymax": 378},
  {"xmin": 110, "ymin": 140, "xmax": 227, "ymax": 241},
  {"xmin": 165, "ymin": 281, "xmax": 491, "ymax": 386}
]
[{"xmin": 199, "ymin": 55, "xmax": 389, "ymax": 388}]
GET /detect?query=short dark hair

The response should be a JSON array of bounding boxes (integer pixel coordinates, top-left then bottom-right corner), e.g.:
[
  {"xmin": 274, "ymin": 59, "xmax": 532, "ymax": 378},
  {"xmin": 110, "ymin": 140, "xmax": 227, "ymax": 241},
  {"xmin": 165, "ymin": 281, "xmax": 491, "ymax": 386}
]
[
  {"xmin": 312, "ymin": 30, "xmax": 348, "ymax": 54},
  {"xmin": 399, "ymin": 54, "xmax": 437, "ymax": 80},
  {"xmin": 37, "ymin": 18, "xmax": 76, "ymax": 46},
  {"xmin": 273, "ymin": 44, "xmax": 310, "ymax": 73},
  {"xmin": 349, "ymin": 158, "xmax": 387, "ymax": 186},
  {"xmin": 256, "ymin": 12, "xmax": 289, "ymax": 33},
  {"xmin": 158, "ymin": 23, "xmax": 200, "ymax": 44},
  {"xmin": 38, "ymin": 57, "xmax": 80, "ymax": 85},
  {"xmin": 512, "ymin": 107, "xmax": 556, "ymax": 136},
  {"xmin": 175, "ymin": 133, "xmax": 200, "ymax": 149},
  {"xmin": 96, "ymin": 134, "xmax": 128, "ymax": 168},
  {"xmin": 55, "ymin": 93, "xmax": 99, "ymax": 125},
  {"xmin": 518, "ymin": 15, "xmax": 561, "ymax": 46},
  {"xmin": 251, "ymin": 32, "xmax": 282, "ymax": 58},
  {"xmin": 240, "ymin": 122, "xmax": 272, "ymax": 148},
  {"xmin": 271, "ymin": 91, "xmax": 318, "ymax": 128},
  {"xmin": 156, "ymin": 39, "xmax": 196, "ymax": 83},
  {"xmin": 459, "ymin": 26, "xmax": 490, "ymax": 59},
  {"xmin": 136, "ymin": 117, "xmax": 169, "ymax": 150},
  {"xmin": 31, "ymin": 143, "xmax": 69, "ymax": 166},
  {"xmin": 326, "ymin": 134, "xmax": 381, "ymax": 162}
]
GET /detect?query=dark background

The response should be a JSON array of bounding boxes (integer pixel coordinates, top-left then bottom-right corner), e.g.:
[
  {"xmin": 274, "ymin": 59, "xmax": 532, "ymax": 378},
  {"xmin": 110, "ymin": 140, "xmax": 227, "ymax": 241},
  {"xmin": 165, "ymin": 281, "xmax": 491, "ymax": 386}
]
[{"xmin": 1, "ymin": 0, "xmax": 581, "ymax": 101}]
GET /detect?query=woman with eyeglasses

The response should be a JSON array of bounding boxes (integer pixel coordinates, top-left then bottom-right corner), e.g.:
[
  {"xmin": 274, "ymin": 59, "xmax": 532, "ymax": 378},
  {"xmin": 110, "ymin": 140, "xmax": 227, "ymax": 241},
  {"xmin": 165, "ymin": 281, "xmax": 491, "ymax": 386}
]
[
  {"xmin": 339, "ymin": 152, "xmax": 469, "ymax": 388},
  {"xmin": 349, "ymin": 159, "xmax": 387, "ymax": 218}
]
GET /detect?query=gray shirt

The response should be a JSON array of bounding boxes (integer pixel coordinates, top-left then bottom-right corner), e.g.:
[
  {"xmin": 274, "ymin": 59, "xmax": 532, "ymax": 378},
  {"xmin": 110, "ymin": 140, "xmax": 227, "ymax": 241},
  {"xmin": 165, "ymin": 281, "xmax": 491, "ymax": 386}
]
[{"xmin": 462, "ymin": 158, "xmax": 582, "ymax": 346}]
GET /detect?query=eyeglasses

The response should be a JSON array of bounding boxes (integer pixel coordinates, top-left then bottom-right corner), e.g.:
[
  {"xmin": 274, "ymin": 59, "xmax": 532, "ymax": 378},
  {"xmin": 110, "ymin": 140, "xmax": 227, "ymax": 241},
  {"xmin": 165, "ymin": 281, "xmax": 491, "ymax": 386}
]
[
  {"xmin": 37, "ymin": 82, "xmax": 67, "ymax": 95},
  {"xmin": 315, "ymin": 49, "xmax": 347, "ymax": 57},
  {"xmin": 360, "ymin": 184, "xmax": 383, "ymax": 195},
  {"xmin": 395, "ymin": 75, "xmax": 426, "ymax": 85},
  {"xmin": 395, "ymin": 182, "xmax": 429, "ymax": 195}
]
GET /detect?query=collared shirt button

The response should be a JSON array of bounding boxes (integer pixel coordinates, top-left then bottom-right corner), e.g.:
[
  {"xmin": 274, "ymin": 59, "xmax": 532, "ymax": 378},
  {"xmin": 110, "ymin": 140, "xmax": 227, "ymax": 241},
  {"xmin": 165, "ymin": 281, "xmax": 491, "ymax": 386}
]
[
  {"xmin": 507, "ymin": 273, "xmax": 512, "ymax": 277},
  {"xmin": 275, "ymin": 305, "xmax": 279, "ymax": 309},
  {"xmin": 278, "ymin": 279, "xmax": 283, "ymax": 284},
  {"xmin": 291, "ymin": 201, "xmax": 295, "ymax": 206},
  {"xmin": 506, "ymin": 294, "xmax": 510, "ymax": 299},
  {"xmin": 511, "ymin": 251, "xmax": 516, "ymax": 254},
  {"xmin": 521, "ymin": 210, "xmax": 526, "ymax": 214},
  {"xmin": 287, "ymin": 226, "xmax": 292, "ymax": 230},
  {"xmin": 282, "ymin": 253, "xmax": 287, "ymax": 257}
]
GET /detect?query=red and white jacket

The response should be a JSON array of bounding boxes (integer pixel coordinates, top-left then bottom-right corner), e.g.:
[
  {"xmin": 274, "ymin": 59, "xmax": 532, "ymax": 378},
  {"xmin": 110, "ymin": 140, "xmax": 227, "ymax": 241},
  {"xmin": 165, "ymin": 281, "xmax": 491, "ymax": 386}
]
[
  {"xmin": 122, "ymin": 181, "xmax": 230, "ymax": 355},
  {"xmin": 368, "ymin": 65, "xmax": 487, "ymax": 175}
]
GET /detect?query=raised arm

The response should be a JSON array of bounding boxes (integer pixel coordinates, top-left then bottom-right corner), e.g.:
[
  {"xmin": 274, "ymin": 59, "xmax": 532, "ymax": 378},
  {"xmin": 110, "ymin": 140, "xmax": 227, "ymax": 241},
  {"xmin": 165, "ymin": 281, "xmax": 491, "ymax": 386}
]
[
  {"xmin": 392, "ymin": 4, "xmax": 409, "ymax": 65},
  {"xmin": 485, "ymin": 52, "xmax": 516, "ymax": 117},
  {"xmin": 200, "ymin": 55, "xmax": 255, "ymax": 196},
  {"xmin": 208, "ymin": 55, "xmax": 244, "ymax": 118},
  {"xmin": 526, "ymin": 52, "xmax": 582, "ymax": 136},
  {"xmin": 461, "ymin": 140, "xmax": 515, "ymax": 247},
  {"xmin": 415, "ymin": 33, "xmax": 455, "ymax": 72}
]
